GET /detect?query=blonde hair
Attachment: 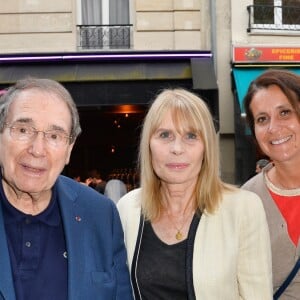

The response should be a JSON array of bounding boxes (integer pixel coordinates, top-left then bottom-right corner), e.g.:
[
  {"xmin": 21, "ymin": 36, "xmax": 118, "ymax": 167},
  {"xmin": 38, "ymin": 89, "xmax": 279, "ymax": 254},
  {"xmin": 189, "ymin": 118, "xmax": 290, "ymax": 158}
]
[{"xmin": 139, "ymin": 88, "xmax": 234, "ymax": 220}]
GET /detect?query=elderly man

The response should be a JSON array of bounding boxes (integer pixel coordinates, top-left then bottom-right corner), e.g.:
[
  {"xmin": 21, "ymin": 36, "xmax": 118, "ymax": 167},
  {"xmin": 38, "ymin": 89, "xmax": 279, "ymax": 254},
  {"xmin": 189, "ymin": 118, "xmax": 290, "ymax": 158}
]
[{"xmin": 0, "ymin": 78, "xmax": 133, "ymax": 300}]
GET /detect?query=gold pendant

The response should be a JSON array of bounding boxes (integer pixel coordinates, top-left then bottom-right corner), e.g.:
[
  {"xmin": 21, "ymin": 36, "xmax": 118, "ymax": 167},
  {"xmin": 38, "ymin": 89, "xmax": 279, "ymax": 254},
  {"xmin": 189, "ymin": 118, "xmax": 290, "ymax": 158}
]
[{"xmin": 176, "ymin": 231, "xmax": 183, "ymax": 240}]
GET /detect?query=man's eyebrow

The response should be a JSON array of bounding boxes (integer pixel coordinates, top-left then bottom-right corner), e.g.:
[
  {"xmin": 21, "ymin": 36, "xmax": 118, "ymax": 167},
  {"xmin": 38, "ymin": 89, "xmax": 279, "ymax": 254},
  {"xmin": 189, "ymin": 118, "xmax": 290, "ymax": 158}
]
[
  {"xmin": 12, "ymin": 118, "xmax": 33, "ymax": 124},
  {"xmin": 48, "ymin": 124, "xmax": 69, "ymax": 133},
  {"xmin": 11, "ymin": 119, "xmax": 68, "ymax": 133}
]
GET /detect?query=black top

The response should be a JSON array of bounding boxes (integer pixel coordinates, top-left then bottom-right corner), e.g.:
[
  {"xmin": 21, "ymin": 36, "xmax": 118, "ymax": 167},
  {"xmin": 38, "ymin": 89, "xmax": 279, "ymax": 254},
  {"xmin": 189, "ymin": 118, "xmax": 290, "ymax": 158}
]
[
  {"xmin": 136, "ymin": 220, "xmax": 188, "ymax": 300},
  {"xmin": 131, "ymin": 212, "xmax": 201, "ymax": 300}
]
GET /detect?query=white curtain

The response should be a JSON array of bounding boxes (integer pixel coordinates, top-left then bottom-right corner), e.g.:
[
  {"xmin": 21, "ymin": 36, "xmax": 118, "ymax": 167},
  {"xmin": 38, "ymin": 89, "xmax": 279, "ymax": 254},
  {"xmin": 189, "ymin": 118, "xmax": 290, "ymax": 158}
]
[
  {"xmin": 109, "ymin": 0, "xmax": 129, "ymax": 24},
  {"xmin": 82, "ymin": 0, "xmax": 102, "ymax": 25},
  {"xmin": 81, "ymin": 0, "xmax": 129, "ymax": 25}
]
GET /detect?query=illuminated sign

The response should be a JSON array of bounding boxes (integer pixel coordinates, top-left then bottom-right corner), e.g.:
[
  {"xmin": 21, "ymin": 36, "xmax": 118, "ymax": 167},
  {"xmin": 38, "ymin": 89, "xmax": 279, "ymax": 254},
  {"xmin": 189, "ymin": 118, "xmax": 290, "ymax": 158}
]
[{"xmin": 233, "ymin": 46, "xmax": 300, "ymax": 63}]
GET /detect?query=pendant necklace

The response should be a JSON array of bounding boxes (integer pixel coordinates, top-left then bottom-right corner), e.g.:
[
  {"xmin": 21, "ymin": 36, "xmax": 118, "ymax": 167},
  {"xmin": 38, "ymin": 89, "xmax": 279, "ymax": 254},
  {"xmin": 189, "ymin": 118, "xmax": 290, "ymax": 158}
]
[
  {"xmin": 166, "ymin": 207, "xmax": 195, "ymax": 241},
  {"xmin": 175, "ymin": 228, "xmax": 184, "ymax": 241}
]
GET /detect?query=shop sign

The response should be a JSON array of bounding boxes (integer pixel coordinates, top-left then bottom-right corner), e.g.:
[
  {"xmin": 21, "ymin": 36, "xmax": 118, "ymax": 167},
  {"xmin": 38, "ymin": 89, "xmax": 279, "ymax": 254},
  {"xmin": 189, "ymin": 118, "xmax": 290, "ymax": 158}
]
[{"xmin": 233, "ymin": 46, "xmax": 300, "ymax": 63}]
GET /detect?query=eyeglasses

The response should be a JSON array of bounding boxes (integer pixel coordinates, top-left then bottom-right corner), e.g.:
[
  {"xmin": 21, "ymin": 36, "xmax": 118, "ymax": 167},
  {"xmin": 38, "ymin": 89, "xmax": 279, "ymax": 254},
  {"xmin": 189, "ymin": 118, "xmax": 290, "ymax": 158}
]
[{"xmin": 4, "ymin": 123, "xmax": 72, "ymax": 147}]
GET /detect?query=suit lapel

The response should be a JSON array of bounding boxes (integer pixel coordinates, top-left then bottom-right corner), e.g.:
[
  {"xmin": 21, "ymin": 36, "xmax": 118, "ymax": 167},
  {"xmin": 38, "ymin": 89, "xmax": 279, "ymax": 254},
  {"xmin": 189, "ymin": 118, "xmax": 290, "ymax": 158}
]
[
  {"xmin": 0, "ymin": 205, "xmax": 16, "ymax": 300},
  {"xmin": 56, "ymin": 178, "xmax": 86, "ymax": 300}
]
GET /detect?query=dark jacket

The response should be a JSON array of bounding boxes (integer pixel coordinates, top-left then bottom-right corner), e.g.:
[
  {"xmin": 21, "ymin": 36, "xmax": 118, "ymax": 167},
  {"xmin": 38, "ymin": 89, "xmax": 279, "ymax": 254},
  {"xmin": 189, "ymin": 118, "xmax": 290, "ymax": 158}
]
[{"xmin": 0, "ymin": 175, "xmax": 133, "ymax": 300}]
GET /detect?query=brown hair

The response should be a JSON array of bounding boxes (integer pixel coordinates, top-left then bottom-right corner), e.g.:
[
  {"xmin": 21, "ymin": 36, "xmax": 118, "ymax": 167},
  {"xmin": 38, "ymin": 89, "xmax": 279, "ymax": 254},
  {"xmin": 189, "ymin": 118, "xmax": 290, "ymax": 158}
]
[{"xmin": 244, "ymin": 69, "xmax": 300, "ymax": 136}]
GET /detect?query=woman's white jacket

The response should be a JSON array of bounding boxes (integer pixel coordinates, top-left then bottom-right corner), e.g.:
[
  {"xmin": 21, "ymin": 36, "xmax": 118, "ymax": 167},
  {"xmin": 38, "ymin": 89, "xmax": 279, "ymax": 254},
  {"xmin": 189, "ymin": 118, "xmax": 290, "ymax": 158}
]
[{"xmin": 117, "ymin": 188, "xmax": 273, "ymax": 300}]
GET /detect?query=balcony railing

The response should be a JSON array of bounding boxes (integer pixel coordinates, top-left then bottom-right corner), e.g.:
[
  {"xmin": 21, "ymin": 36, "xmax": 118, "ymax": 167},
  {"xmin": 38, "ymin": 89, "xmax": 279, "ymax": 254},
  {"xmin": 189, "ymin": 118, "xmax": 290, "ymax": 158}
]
[
  {"xmin": 247, "ymin": 5, "xmax": 300, "ymax": 32},
  {"xmin": 77, "ymin": 24, "xmax": 133, "ymax": 50}
]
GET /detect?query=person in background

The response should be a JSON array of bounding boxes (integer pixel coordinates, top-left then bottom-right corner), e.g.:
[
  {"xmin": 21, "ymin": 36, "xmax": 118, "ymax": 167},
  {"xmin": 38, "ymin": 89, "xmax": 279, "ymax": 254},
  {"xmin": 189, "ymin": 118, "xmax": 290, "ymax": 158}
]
[
  {"xmin": 242, "ymin": 69, "xmax": 300, "ymax": 299},
  {"xmin": 256, "ymin": 158, "xmax": 270, "ymax": 173},
  {"xmin": 85, "ymin": 169, "xmax": 107, "ymax": 194},
  {"xmin": 104, "ymin": 179, "xmax": 128, "ymax": 204},
  {"xmin": 117, "ymin": 88, "xmax": 272, "ymax": 299},
  {"xmin": 72, "ymin": 175, "xmax": 82, "ymax": 182},
  {"xmin": 0, "ymin": 77, "xmax": 132, "ymax": 300}
]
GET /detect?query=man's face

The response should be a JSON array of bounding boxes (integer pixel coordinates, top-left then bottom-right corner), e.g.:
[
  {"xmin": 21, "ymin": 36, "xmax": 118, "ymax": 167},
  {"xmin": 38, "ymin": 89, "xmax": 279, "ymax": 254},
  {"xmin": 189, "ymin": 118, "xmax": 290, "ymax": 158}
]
[{"xmin": 0, "ymin": 89, "xmax": 74, "ymax": 196}]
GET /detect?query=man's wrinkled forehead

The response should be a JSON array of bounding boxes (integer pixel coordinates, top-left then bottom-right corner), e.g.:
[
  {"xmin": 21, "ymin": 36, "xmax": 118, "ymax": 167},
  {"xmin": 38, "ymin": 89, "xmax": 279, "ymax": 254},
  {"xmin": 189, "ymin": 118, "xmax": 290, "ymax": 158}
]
[{"xmin": 7, "ymin": 89, "xmax": 71, "ymax": 130}]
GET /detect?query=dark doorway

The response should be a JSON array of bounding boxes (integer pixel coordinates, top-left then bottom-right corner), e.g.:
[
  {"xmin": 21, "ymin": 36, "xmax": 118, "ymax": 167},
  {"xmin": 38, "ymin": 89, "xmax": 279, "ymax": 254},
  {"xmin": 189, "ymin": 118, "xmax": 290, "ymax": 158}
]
[{"xmin": 64, "ymin": 105, "xmax": 147, "ymax": 181}]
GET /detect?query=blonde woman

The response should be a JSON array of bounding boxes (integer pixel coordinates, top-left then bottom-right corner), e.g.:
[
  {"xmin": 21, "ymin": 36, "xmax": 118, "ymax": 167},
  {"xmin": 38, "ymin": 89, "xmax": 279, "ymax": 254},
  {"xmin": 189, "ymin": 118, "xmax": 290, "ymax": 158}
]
[{"xmin": 118, "ymin": 88, "xmax": 272, "ymax": 299}]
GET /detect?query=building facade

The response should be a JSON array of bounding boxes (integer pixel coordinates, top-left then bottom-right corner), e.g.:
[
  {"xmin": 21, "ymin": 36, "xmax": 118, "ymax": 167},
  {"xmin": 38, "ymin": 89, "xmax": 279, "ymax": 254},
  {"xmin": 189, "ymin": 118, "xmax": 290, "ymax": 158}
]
[
  {"xmin": 1, "ymin": 0, "xmax": 298, "ymax": 183},
  {"xmin": 230, "ymin": 0, "xmax": 300, "ymax": 184},
  {"xmin": 0, "ymin": 0, "xmax": 222, "ymax": 181}
]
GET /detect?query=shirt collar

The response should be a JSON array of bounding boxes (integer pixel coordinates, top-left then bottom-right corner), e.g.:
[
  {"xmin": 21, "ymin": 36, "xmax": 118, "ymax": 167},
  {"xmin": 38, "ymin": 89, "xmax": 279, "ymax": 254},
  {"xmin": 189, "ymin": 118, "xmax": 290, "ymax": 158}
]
[{"xmin": 0, "ymin": 175, "xmax": 61, "ymax": 227}]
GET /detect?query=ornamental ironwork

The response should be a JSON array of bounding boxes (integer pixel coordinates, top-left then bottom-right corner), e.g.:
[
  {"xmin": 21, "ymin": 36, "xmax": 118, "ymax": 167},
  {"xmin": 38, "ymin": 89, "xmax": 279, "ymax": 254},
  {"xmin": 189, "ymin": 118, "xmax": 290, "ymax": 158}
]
[{"xmin": 77, "ymin": 25, "xmax": 132, "ymax": 49}]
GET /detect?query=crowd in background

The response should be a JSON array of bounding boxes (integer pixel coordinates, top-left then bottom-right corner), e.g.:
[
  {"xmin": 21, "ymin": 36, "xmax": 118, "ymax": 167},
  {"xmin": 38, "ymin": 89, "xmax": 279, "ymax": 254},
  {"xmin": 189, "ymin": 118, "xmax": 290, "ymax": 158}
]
[{"xmin": 72, "ymin": 168, "xmax": 140, "ymax": 203}]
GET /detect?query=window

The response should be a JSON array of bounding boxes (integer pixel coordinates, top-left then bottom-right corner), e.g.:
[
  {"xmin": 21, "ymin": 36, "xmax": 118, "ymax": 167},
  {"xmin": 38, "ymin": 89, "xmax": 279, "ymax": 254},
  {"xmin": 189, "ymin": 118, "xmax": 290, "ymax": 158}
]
[
  {"xmin": 252, "ymin": 0, "xmax": 300, "ymax": 30},
  {"xmin": 80, "ymin": 0, "xmax": 129, "ymax": 25},
  {"xmin": 78, "ymin": 0, "xmax": 131, "ymax": 49}
]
